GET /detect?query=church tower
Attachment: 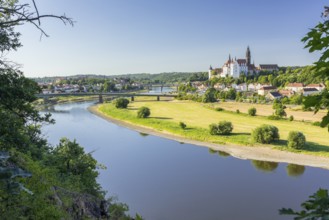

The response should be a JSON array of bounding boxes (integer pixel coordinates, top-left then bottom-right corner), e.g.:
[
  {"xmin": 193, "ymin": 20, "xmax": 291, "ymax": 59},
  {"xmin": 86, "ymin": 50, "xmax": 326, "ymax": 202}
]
[{"xmin": 246, "ymin": 46, "xmax": 251, "ymax": 66}]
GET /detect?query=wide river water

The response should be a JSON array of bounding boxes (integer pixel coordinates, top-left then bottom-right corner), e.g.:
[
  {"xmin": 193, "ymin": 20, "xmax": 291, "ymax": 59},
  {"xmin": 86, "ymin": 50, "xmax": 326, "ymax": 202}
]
[{"xmin": 42, "ymin": 101, "xmax": 329, "ymax": 220}]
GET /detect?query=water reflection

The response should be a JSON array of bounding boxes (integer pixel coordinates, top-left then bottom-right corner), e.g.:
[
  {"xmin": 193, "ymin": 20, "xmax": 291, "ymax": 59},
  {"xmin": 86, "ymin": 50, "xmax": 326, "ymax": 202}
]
[
  {"xmin": 251, "ymin": 160, "xmax": 279, "ymax": 173},
  {"xmin": 41, "ymin": 105, "xmax": 69, "ymax": 114},
  {"xmin": 286, "ymin": 164, "xmax": 306, "ymax": 177},
  {"xmin": 218, "ymin": 150, "xmax": 230, "ymax": 157},
  {"xmin": 208, "ymin": 148, "xmax": 231, "ymax": 158},
  {"xmin": 139, "ymin": 133, "xmax": 149, "ymax": 137},
  {"xmin": 208, "ymin": 148, "xmax": 217, "ymax": 154}
]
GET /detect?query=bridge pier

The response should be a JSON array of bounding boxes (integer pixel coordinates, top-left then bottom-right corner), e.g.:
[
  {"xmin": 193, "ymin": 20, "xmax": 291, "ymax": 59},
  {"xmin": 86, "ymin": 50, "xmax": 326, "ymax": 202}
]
[
  {"xmin": 131, "ymin": 96, "xmax": 134, "ymax": 102},
  {"xmin": 157, "ymin": 96, "xmax": 160, "ymax": 101},
  {"xmin": 99, "ymin": 94, "xmax": 103, "ymax": 103}
]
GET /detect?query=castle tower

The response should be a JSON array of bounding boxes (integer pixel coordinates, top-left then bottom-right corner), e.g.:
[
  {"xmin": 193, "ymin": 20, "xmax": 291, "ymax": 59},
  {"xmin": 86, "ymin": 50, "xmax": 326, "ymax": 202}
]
[
  {"xmin": 246, "ymin": 46, "xmax": 251, "ymax": 66},
  {"xmin": 208, "ymin": 65, "xmax": 213, "ymax": 80}
]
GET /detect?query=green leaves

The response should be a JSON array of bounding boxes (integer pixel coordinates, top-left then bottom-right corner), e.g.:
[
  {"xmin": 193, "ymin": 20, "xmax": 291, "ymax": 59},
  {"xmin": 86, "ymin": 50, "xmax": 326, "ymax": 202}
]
[{"xmin": 279, "ymin": 189, "xmax": 329, "ymax": 219}]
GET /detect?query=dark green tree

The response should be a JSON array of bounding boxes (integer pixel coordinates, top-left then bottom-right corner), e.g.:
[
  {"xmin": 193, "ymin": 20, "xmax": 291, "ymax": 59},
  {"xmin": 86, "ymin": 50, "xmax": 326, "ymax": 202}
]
[
  {"xmin": 302, "ymin": 6, "xmax": 329, "ymax": 131},
  {"xmin": 248, "ymin": 107, "xmax": 257, "ymax": 116},
  {"xmin": 280, "ymin": 189, "xmax": 329, "ymax": 219},
  {"xmin": 137, "ymin": 106, "xmax": 151, "ymax": 118},
  {"xmin": 114, "ymin": 98, "xmax": 130, "ymax": 108}
]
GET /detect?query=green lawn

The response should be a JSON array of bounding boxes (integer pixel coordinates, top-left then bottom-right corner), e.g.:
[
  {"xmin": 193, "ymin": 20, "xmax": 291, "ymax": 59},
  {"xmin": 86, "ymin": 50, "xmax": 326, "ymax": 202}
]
[{"xmin": 98, "ymin": 100, "xmax": 329, "ymax": 157}]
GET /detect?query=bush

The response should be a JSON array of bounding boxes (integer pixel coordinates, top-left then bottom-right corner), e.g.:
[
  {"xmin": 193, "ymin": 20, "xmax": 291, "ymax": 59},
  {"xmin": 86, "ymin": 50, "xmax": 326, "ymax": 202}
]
[
  {"xmin": 236, "ymin": 109, "xmax": 240, "ymax": 114},
  {"xmin": 312, "ymin": 121, "xmax": 321, "ymax": 126},
  {"xmin": 267, "ymin": 115, "xmax": 281, "ymax": 120},
  {"xmin": 114, "ymin": 98, "xmax": 129, "ymax": 109},
  {"xmin": 252, "ymin": 124, "xmax": 279, "ymax": 144},
  {"xmin": 137, "ymin": 107, "xmax": 150, "ymax": 118},
  {"xmin": 289, "ymin": 115, "xmax": 294, "ymax": 121},
  {"xmin": 248, "ymin": 107, "xmax": 257, "ymax": 116},
  {"xmin": 274, "ymin": 106, "xmax": 287, "ymax": 118},
  {"xmin": 179, "ymin": 122, "xmax": 186, "ymax": 129},
  {"xmin": 215, "ymin": 107, "xmax": 224, "ymax": 111},
  {"xmin": 209, "ymin": 121, "xmax": 233, "ymax": 135},
  {"xmin": 287, "ymin": 131, "xmax": 306, "ymax": 149}
]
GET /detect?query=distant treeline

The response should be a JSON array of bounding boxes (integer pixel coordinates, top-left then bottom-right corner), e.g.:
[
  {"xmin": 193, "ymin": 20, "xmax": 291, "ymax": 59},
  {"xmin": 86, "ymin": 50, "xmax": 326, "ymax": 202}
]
[{"xmin": 32, "ymin": 72, "xmax": 208, "ymax": 84}]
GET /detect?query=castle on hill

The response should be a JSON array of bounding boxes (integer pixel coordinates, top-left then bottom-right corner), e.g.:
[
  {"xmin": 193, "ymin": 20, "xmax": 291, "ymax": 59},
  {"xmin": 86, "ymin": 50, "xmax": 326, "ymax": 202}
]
[{"xmin": 208, "ymin": 46, "xmax": 279, "ymax": 79}]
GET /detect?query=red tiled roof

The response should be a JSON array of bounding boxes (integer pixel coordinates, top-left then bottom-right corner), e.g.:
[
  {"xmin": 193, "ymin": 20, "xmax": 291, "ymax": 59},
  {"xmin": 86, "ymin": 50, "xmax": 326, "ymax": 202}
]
[
  {"xmin": 306, "ymin": 84, "xmax": 324, "ymax": 88},
  {"xmin": 286, "ymin": 83, "xmax": 304, "ymax": 88},
  {"xmin": 279, "ymin": 90, "xmax": 294, "ymax": 96}
]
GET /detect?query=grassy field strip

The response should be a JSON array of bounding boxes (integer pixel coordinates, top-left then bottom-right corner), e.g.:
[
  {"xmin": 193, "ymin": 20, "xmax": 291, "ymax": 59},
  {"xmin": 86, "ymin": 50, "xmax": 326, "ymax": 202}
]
[
  {"xmin": 215, "ymin": 101, "xmax": 326, "ymax": 122},
  {"xmin": 98, "ymin": 100, "xmax": 329, "ymax": 157}
]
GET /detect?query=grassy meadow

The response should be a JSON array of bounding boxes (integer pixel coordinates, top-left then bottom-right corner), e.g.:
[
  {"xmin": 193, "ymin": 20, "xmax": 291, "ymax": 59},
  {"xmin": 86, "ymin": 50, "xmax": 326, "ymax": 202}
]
[{"xmin": 98, "ymin": 100, "xmax": 329, "ymax": 157}]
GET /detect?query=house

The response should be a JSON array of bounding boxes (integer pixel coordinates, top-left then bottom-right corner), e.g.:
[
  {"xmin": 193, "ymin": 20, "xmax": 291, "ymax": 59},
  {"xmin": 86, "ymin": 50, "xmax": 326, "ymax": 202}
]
[
  {"xmin": 266, "ymin": 91, "xmax": 282, "ymax": 100},
  {"xmin": 285, "ymin": 83, "xmax": 304, "ymax": 92},
  {"xmin": 248, "ymin": 83, "xmax": 262, "ymax": 91},
  {"xmin": 258, "ymin": 86, "xmax": 277, "ymax": 96},
  {"xmin": 279, "ymin": 89, "xmax": 295, "ymax": 97},
  {"xmin": 236, "ymin": 83, "xmax": 248, "ymax": 91},
  {"xmin": 213, "ymin": 83, "xmax": 225, "ymax": 90},
  {"xmin": 302, "ymin": 88, "xmax": 319, "ymax": 96},
  {"xmin": 306, "ymin": 83, "xmax": 325, "ymax": 92}
]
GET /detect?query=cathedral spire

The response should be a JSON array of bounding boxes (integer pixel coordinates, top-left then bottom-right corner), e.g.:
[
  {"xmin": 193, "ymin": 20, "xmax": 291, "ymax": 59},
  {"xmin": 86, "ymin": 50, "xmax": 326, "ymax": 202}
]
[
  {"xmin": 229, "ymin": 54, "xmax": 231, "ymax": 62},
  {"xmin": 246, "ymin": 46, "xmax": 251, "ymax": 66}
]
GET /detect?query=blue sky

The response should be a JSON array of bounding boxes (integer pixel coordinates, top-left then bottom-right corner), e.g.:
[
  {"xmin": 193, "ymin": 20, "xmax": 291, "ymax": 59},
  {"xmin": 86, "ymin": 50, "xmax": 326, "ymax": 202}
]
[{"xmin": 7, "ymin": 0, "xmax": 327, "ymax": 77}]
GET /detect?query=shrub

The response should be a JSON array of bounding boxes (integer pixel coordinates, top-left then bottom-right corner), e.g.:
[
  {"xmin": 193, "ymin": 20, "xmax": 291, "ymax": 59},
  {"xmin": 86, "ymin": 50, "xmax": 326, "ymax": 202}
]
[
  {"xmin": 248, "ymin": 107, "xmax": 257, "ymax": 116},
  {"xmin": 215, "ymin": 107, "xmax": 224, "ymax": 111},
  {"xmin": 267, "ymin": 115, "xmax": 281, "ymax": 120},
  {"xmin": 312, "ymin": 121, "xmax": 321, "ymax": 126},
  {"xmin": 209, "ymin": 121, "xmax": 233, "ymax": 135},
  {"xmin": 274, "ymin": 106, "xmax": 287, "ymax": 118},
  {"xmin": 114, "ymin": 98, "xmax": 129, "ymax": 109},
  {"xmin": 236, "ymin": 109, "xmax": 240, "ymax": 114},
  {"xmin": 179, "ymin": 122, "xmax": 186, "ymax": 129},
  {"xmin": 252, "ymin": 124, "xmax": 279, "ymax": 144},
  {"xmin": 289, "ymin": 115, "xmax": 294, "ymax": 121},
  {"xmin": 137, "ymin": 106, "xmax": 150, "ymax": 118},
  {"xmin": 287, "ymin": 131, "xmax": 306, "ymax": 149}
]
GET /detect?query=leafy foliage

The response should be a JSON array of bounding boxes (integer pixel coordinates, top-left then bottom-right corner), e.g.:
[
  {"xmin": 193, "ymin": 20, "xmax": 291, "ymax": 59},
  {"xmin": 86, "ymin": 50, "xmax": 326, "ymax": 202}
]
[
  {"xmin": 179, "ymin": 121, "xmax": 187, "ymax": 129},
  {"xmin": 301, "ymin": 7, "xmax": 329, "ymax": 131},
  {"xmin": 114, "ymin": 98, "xmax": 130, "ymax": 109},
  {"xmin": 252, "ymin": 124, "xmax": 279, "ymax": 144},
  {"xmin": 289, "ymin": 115, "xmax": 294, "ymax": 121},
  {"xmin": 137, "ymin": 106, "xmax": 150, "ymax": 118},
  {"xmin": 287, "ymin": 131, "xmax": 306, "ymax": 150},
  {"xmin": 209, "ymin": 121, "xmax": 233, "ymax": 135},
  {"xmin": 202, "ymin": 88, "xmax": 217, "ymax": 103},
  {"xmin": 279, "ymin": 188, "xmax": 329, "ymax": 219},
  {"xmin": 248, "ymin": 107, "xmax": 257, "ymax": 116}
]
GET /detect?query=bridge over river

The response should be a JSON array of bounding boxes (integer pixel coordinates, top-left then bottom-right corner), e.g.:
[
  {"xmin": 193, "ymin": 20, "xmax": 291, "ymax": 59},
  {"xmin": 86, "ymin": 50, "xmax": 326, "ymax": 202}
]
[{"xmin": 36, "ymin": 92, "xmax": 177, "ymax": 103}]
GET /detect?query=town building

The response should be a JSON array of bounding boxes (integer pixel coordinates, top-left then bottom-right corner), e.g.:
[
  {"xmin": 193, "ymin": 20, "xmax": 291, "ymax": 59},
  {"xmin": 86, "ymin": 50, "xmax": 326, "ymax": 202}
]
[
  {"xmin": 302, "ymin": 88, "xmax": 319, "ymax": 96},
  {"xmin": 285, "ymin": 83, "xmax": 304, "ymax": 92},
  {"xmin": 258, "ymin": 86, "xmax": 277, "ymax": 96}
]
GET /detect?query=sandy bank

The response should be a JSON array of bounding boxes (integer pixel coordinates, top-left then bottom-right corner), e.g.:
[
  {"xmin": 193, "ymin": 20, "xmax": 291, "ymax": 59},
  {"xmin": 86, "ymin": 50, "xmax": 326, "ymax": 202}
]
[{"xmin": 88, "ymin": 105, "xmax": 329, "ymax": 170}]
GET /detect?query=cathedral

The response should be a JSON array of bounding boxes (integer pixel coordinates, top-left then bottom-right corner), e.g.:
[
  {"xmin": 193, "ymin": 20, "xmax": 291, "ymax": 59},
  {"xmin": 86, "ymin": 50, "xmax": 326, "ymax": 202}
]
[{"xmin": 209, "ymin": 46, "xmax": 257, "ymax": 79}]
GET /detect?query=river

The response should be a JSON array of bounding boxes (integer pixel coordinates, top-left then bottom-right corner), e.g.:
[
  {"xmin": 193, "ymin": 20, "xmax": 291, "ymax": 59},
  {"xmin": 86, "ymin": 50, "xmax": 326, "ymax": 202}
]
[{"xmin": 42, "ymin": 101, "xmax": 329, "ymax": 220}]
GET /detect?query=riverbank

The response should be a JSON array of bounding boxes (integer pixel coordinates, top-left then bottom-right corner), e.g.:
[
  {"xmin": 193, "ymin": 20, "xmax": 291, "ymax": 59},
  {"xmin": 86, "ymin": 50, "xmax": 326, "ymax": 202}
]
[{"xmin": 89, "ymin": 102, "xmax": 329, "ymax": 170}]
